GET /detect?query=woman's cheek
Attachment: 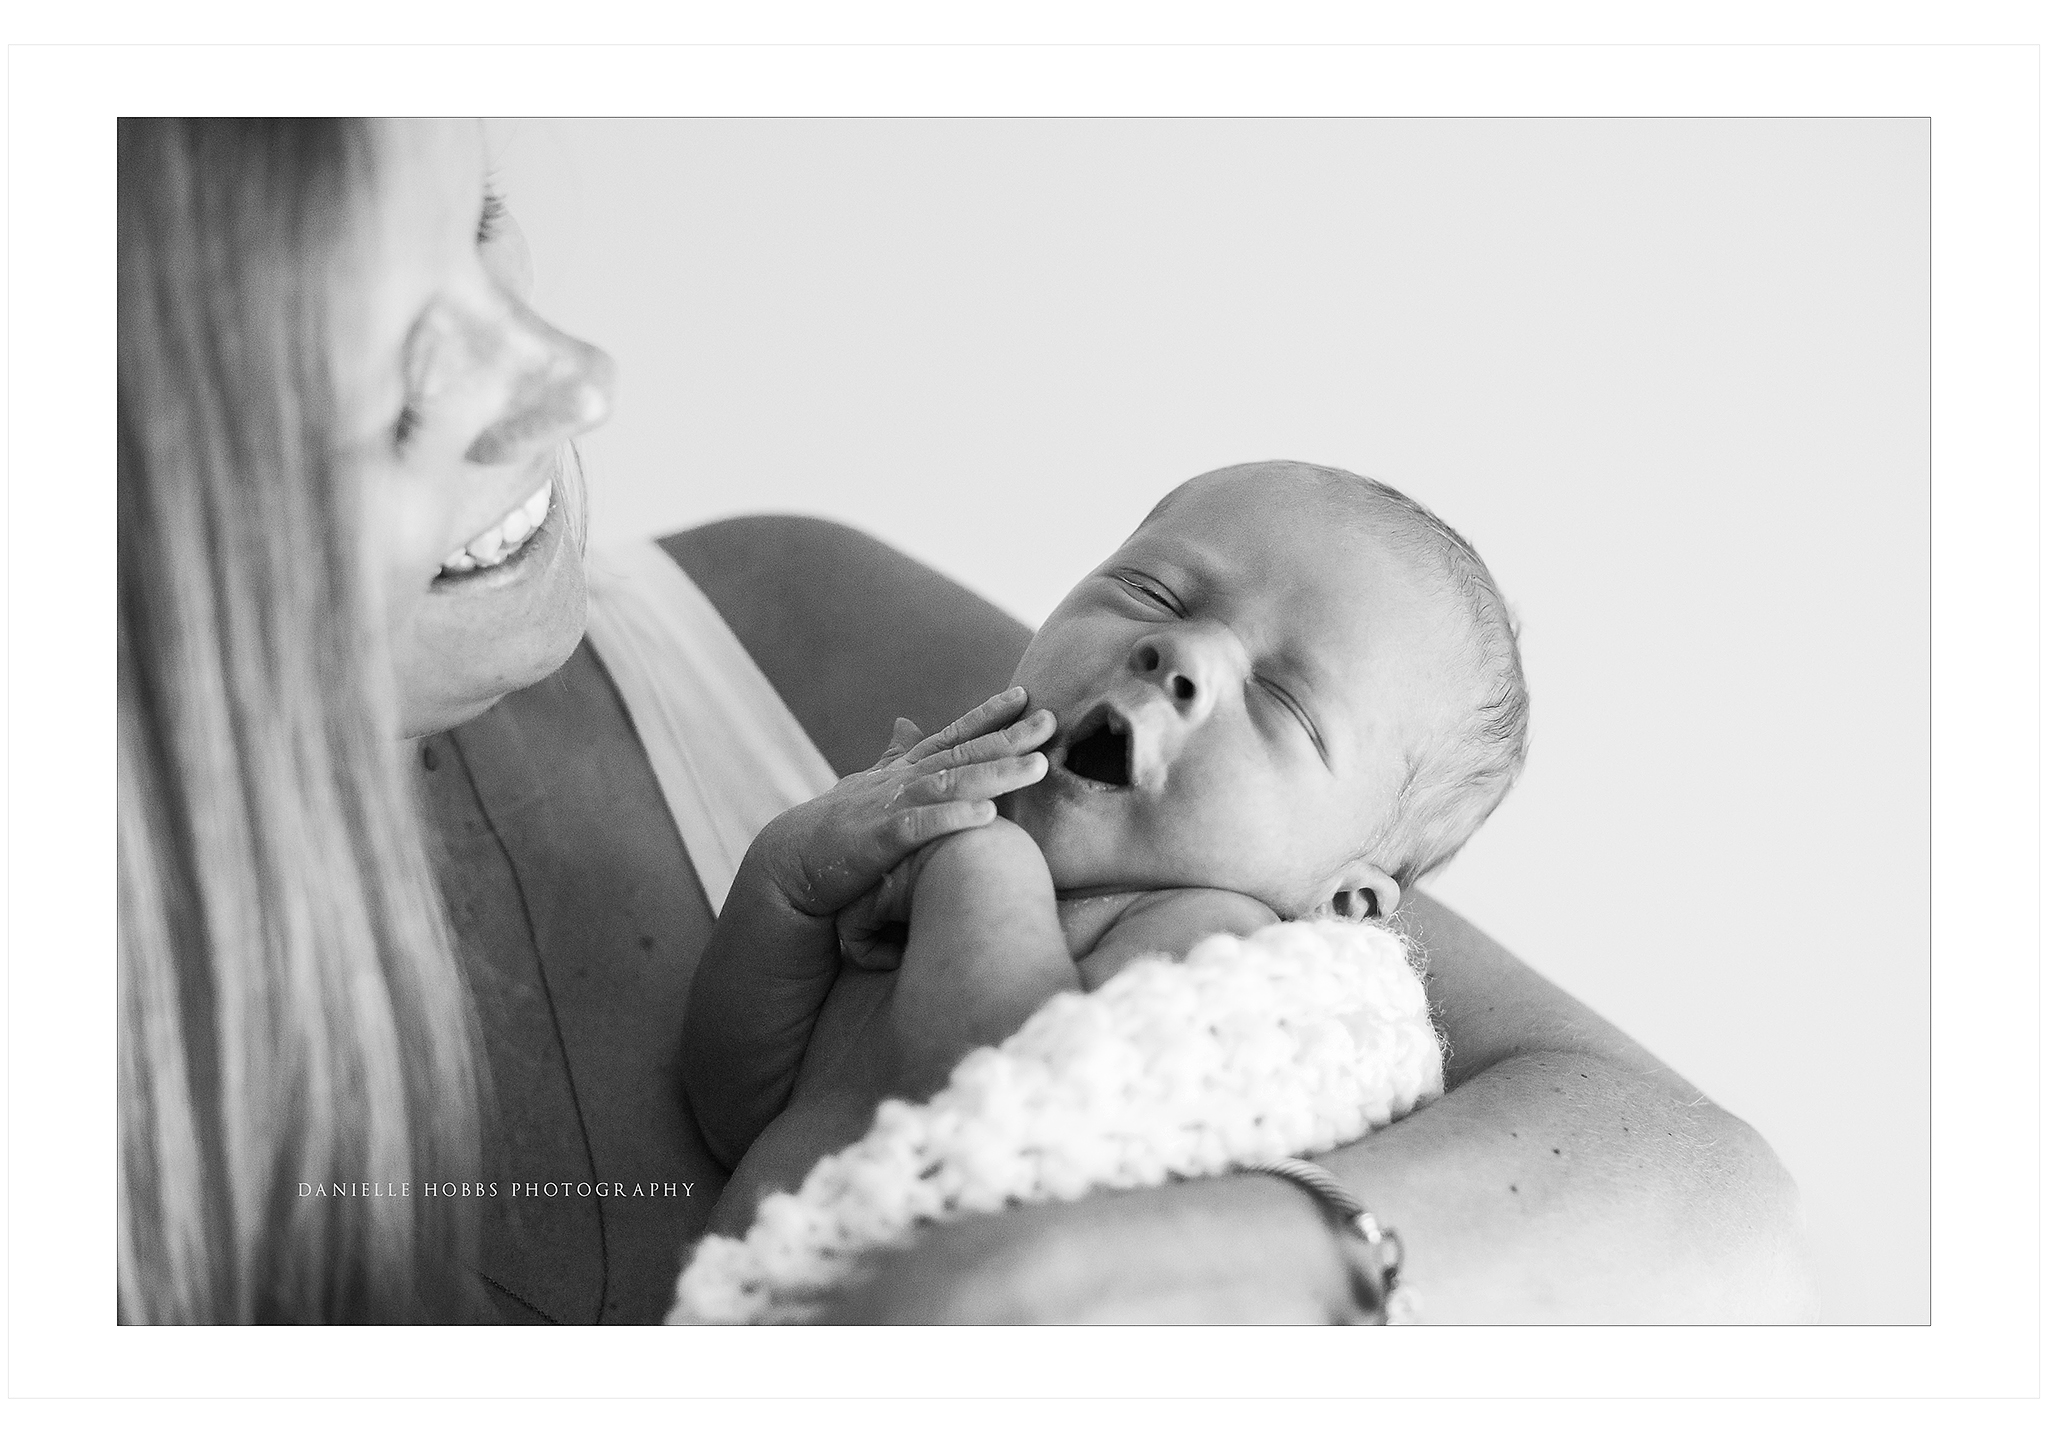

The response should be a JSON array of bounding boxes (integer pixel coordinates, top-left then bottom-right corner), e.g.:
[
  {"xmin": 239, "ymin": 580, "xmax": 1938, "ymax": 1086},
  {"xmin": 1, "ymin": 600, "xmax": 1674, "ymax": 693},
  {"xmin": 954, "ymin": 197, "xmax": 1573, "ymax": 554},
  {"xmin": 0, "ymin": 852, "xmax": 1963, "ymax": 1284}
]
[
  {"xmin": 359, "ymin": 458, "xmax": 455, "ymax": 622},
  {"xmin": 481, "ymin": 213, "xmax": 535, "ymax": 302}
]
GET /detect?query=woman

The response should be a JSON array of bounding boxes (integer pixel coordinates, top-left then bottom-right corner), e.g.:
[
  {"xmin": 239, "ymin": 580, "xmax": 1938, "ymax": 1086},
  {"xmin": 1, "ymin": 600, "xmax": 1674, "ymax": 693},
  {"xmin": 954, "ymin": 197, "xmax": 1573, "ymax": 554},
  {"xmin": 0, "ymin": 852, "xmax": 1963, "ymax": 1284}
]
[
  {"xmin": 121, "ymin": 116, "xmax": 1814, "ymax": 1324},
  {"xmin": 117, "ymin": 118, "xmax": 492, "ymax": 1322}
]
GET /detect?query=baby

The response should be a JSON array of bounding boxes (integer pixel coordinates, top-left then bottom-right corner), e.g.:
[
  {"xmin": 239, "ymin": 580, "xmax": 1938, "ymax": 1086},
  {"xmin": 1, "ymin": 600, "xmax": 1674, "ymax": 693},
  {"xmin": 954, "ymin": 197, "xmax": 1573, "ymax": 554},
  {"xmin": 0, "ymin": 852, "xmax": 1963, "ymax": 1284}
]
[{"xmin": 680, "ymin": 459, "xmax": 1529, "ymax": 1231}]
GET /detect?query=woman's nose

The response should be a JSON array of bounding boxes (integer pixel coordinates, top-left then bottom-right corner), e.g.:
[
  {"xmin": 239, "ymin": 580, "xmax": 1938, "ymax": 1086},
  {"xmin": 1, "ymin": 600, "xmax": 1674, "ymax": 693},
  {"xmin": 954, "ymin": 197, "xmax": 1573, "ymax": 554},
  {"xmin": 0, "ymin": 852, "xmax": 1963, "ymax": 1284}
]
[
  {"xmin": 1128, "ymin": 628, "xmax": 1229, "ymax": 721},
  {"xmin": 463, "ymin": 300, "xmax": 616, "ymax": 467}
]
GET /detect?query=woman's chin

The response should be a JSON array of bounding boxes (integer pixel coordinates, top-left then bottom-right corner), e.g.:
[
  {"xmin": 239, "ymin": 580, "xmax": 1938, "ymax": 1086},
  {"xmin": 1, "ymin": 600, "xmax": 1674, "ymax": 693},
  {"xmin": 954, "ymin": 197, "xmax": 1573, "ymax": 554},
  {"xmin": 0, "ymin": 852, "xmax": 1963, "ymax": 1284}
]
[{"xmin": 391, "ymin": 498, "xmax": 589, "ymax": 738}]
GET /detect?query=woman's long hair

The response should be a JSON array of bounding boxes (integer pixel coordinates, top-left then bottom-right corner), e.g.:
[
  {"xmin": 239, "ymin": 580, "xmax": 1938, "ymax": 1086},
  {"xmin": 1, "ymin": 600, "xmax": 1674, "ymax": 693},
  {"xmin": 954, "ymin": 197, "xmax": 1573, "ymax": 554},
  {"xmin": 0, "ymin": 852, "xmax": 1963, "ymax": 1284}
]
[{"xmin": 118, "ymin": 119, "xmax": 481, "ymax": 1322}]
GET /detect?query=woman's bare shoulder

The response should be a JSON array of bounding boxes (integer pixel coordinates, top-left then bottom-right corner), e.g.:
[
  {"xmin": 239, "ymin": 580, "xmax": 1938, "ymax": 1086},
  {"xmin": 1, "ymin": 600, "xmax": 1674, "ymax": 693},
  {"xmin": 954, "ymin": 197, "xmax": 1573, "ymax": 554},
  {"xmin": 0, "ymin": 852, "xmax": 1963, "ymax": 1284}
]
[{"xmin": 658, "ymin": 516, "xmax": 1033, "ymax": 777}]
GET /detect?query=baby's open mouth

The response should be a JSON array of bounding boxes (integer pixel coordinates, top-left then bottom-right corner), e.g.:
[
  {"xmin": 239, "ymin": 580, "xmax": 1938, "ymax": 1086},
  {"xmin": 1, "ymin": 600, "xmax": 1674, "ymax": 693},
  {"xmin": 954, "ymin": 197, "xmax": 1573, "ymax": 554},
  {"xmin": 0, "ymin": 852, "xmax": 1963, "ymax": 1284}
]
[{"xmin": 1056, "ymin": 703, "xmax": 1132, "ymax": 788}]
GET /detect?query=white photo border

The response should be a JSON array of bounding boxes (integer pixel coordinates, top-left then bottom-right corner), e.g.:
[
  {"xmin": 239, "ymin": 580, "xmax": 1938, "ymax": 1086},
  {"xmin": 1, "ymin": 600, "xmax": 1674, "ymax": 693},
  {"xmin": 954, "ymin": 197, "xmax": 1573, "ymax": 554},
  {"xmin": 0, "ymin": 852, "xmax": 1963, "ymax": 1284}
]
[{"xmin": 8, "ymin": 37, "xmax": 2032, "ymax": 1407}]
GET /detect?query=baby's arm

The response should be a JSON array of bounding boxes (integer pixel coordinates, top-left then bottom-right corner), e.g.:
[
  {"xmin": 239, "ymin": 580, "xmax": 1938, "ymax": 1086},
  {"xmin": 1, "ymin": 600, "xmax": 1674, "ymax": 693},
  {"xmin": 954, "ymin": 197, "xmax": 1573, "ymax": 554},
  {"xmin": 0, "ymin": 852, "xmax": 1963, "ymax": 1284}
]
[
  {"xmin": 890, "ymin": 823, "xmax": 1283, "ymax": 1091},
  {"xmin": 708, "ymin": 818, "xmax": 1072, "ymax": 1227},
  {"xmin": 711, "ymin": 822, "xmax": 1280, "ymax": 1227},
  {"xmin": 885, "ymin": 818, "xmax": 1079, "ymax": 1098},
  {"xmin": 680, "ymin": 692, "xmax": 1053, "ymax": 1170}
]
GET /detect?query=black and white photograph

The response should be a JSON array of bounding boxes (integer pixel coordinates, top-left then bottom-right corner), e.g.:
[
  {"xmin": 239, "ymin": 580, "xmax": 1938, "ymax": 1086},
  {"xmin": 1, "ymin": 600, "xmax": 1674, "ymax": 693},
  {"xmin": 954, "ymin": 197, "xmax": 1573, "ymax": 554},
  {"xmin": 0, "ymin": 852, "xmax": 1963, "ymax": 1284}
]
[
  {"xmin": 112, "ymin": 112, "xmax": 1922, "ymax": 1328},
  {"xmin": 6, "ymin": 22, "xmax": 2039, "ymax": 1428}
]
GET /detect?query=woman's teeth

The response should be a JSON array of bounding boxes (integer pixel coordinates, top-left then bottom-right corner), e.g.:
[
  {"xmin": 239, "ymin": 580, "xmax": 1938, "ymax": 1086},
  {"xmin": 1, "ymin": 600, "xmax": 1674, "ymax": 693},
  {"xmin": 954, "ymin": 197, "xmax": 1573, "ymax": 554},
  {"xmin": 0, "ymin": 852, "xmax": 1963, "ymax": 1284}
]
[{"xmin": 438, "ymin": 478, "xmax": 552, "ymax": 576}]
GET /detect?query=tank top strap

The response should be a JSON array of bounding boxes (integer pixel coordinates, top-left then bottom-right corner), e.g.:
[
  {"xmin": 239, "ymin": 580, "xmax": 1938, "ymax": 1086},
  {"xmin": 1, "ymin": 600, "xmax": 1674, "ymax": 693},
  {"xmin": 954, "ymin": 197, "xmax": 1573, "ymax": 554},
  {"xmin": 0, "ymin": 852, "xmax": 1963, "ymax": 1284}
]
[{"xmin": 583, "ymin": 538, "xmax": 839, "ymax": 914}]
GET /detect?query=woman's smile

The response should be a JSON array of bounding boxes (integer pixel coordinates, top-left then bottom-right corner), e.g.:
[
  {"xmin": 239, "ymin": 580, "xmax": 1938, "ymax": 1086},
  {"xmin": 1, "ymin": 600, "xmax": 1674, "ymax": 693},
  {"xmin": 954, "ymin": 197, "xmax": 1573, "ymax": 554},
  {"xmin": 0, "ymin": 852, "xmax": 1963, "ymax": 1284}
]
[
  {"xmin": 434, "ymin": 464, "xmax": 558, "ymax": 583},
  {"xmin": 339, "ymin": 120, "xmax": 613, "ymax": 734}
]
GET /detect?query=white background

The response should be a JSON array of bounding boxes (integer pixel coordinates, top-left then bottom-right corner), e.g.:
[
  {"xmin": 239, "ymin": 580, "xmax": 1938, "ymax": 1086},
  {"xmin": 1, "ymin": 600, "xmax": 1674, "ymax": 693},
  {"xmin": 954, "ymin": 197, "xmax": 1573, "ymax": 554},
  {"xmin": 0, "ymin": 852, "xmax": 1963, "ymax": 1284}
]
[{"xmin": 495, "ymin": 116, "xmax": 1931, "ymax": 1324}]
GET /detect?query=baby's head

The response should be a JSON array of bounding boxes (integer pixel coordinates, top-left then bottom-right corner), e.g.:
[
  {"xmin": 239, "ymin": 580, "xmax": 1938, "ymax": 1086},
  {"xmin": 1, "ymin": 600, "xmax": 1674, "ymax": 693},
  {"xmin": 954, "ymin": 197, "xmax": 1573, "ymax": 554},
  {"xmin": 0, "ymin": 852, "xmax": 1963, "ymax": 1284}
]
[{"xmin": 1005, "ymin": 460, "xmax": 1527, "ymax": 920}]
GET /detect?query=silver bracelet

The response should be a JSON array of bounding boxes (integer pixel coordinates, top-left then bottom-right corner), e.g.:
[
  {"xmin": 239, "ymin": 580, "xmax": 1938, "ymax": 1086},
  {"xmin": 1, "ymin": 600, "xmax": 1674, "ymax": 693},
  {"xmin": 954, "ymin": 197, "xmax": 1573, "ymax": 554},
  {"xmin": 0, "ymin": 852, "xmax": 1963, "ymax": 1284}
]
[{"xmin": 1243, "ymin": 1156, "xmax": 1420, "ymax": 1324}]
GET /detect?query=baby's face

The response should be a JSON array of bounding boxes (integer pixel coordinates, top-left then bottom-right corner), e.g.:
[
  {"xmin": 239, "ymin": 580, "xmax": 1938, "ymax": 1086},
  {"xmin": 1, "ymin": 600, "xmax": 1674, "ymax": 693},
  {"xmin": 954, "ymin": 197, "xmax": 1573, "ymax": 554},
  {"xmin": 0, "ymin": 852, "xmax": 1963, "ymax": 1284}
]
[{"xmin": 1005, "ymin": 464, "xmax": 1471, "ymax": 917}]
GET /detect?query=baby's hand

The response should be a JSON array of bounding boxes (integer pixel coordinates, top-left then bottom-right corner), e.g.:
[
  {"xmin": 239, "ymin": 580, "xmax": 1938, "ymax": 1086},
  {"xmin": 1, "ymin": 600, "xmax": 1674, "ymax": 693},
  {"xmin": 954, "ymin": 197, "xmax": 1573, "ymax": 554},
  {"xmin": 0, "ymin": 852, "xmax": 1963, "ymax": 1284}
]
[
  {"xmin": 755, "ymin": 687, "xmax": 1054, "ymax": 922},
  {"xmin": 835, "ymin": 847, "xmax": 926, "ymax": 973}
]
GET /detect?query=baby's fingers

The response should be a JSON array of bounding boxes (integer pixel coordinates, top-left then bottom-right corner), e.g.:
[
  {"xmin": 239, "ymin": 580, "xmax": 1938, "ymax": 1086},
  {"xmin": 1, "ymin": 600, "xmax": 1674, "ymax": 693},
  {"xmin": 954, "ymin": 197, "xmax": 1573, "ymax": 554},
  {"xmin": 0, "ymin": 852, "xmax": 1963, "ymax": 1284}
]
[
  {"xmin": 899, "ymin": 752, "xmax": 1049, "ymax": 806},
  {"xmin": 870, "ymin": 716, "xmax": 926, "ymax": 769},
  {"xmin": 923, "ymin": 706, "xmax": 1057, "ymax": 771},
  {"xmin": 887, "ymin": 799, "xmax": 998, "ymax": 850},
  {"xmin": 900, "ymin": 687, "xmax": 1031, "ymax": 765}
]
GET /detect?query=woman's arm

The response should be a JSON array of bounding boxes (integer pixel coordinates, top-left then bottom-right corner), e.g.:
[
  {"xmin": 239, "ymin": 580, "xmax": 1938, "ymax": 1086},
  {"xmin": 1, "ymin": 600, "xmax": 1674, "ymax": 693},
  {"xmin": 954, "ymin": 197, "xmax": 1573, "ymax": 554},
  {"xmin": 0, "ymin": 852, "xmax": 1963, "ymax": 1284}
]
[
  {"xmin": 665, "ymin": 516, "xmax": 1816, "ymax": 1322},
  {"xmin": 1311, "ymin": 892, "xmax": 1816, "ymax": 1322},
  {"xmin": 815, "ymin": 896, "xmax": 1816, "ymax": 1324}
]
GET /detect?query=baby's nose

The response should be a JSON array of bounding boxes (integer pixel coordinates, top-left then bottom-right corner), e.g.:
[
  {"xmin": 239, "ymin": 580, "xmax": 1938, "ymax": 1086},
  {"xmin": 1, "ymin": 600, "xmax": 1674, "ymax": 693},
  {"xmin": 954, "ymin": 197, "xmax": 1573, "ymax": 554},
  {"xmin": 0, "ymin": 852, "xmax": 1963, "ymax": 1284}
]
[{"xmin": 1127, "ymin": 629, "xmax": 1229, "ymax": 721}]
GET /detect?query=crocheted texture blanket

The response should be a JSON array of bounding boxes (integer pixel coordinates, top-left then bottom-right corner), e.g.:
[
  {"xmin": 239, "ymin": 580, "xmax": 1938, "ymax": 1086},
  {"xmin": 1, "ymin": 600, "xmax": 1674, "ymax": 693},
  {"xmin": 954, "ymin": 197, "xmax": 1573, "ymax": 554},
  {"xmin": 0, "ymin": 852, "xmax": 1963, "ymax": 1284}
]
[{"xmin": 669, "ymin": 917, "xmax": 1445, "ymax": 1324}]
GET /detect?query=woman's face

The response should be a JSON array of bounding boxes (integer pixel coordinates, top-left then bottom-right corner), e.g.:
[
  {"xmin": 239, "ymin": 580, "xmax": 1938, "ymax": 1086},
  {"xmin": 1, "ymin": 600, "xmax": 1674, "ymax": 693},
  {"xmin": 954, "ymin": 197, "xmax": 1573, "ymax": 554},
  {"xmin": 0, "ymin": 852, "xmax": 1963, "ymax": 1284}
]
[{"xmin": 332, "ymin": 119, "xmax": 614, "ymax": 738}]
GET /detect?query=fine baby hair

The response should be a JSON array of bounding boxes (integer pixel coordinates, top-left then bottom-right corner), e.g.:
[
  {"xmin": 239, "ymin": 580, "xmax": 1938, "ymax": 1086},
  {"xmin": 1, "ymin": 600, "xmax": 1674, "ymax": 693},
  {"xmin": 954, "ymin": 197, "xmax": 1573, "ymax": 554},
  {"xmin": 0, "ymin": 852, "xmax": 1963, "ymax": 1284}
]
[{"xmin": 1224, "ymin": 460, "xmax": 1530, "ymax": 892}]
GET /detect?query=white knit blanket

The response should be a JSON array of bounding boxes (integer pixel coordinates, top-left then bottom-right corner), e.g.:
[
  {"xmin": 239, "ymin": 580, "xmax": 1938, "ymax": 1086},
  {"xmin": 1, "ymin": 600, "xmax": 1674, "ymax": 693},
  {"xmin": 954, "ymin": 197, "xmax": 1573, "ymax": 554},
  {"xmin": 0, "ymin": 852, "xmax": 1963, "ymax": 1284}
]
[{"xmin": 668, "ymin": 918, "xmax": 1445, "ymax": 1324}]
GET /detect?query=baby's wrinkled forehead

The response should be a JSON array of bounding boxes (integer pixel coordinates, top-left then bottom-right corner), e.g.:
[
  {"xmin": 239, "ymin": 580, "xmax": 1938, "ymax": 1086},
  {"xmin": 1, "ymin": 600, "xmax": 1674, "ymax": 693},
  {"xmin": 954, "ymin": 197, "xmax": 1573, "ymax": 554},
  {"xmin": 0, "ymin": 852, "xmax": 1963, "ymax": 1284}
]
[{"xmin": 1130, "ymin": 465, "xmax": 1432, "ymax": 604}]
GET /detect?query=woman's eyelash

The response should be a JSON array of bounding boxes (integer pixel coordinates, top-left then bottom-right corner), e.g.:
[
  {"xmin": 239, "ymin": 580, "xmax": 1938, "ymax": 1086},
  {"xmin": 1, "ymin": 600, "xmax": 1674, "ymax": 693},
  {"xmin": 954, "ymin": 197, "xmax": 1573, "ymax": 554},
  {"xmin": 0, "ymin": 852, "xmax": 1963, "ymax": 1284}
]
[
  {"xmin": 407, "ymin": 175, "xmax": 508, "ymax": 446},
  {"xmin": 477, "ymin": 179, "xmax": 509, "ymax": 246}
]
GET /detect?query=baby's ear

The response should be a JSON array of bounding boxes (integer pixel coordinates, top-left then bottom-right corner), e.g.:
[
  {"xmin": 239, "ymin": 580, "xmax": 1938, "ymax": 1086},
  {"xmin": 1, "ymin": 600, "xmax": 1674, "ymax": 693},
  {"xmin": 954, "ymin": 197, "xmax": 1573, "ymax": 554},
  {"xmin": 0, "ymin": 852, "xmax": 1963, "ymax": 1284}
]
[{"xmin": 1321, "ymin": 862, "xmax": 1400, "ymax": 922}]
